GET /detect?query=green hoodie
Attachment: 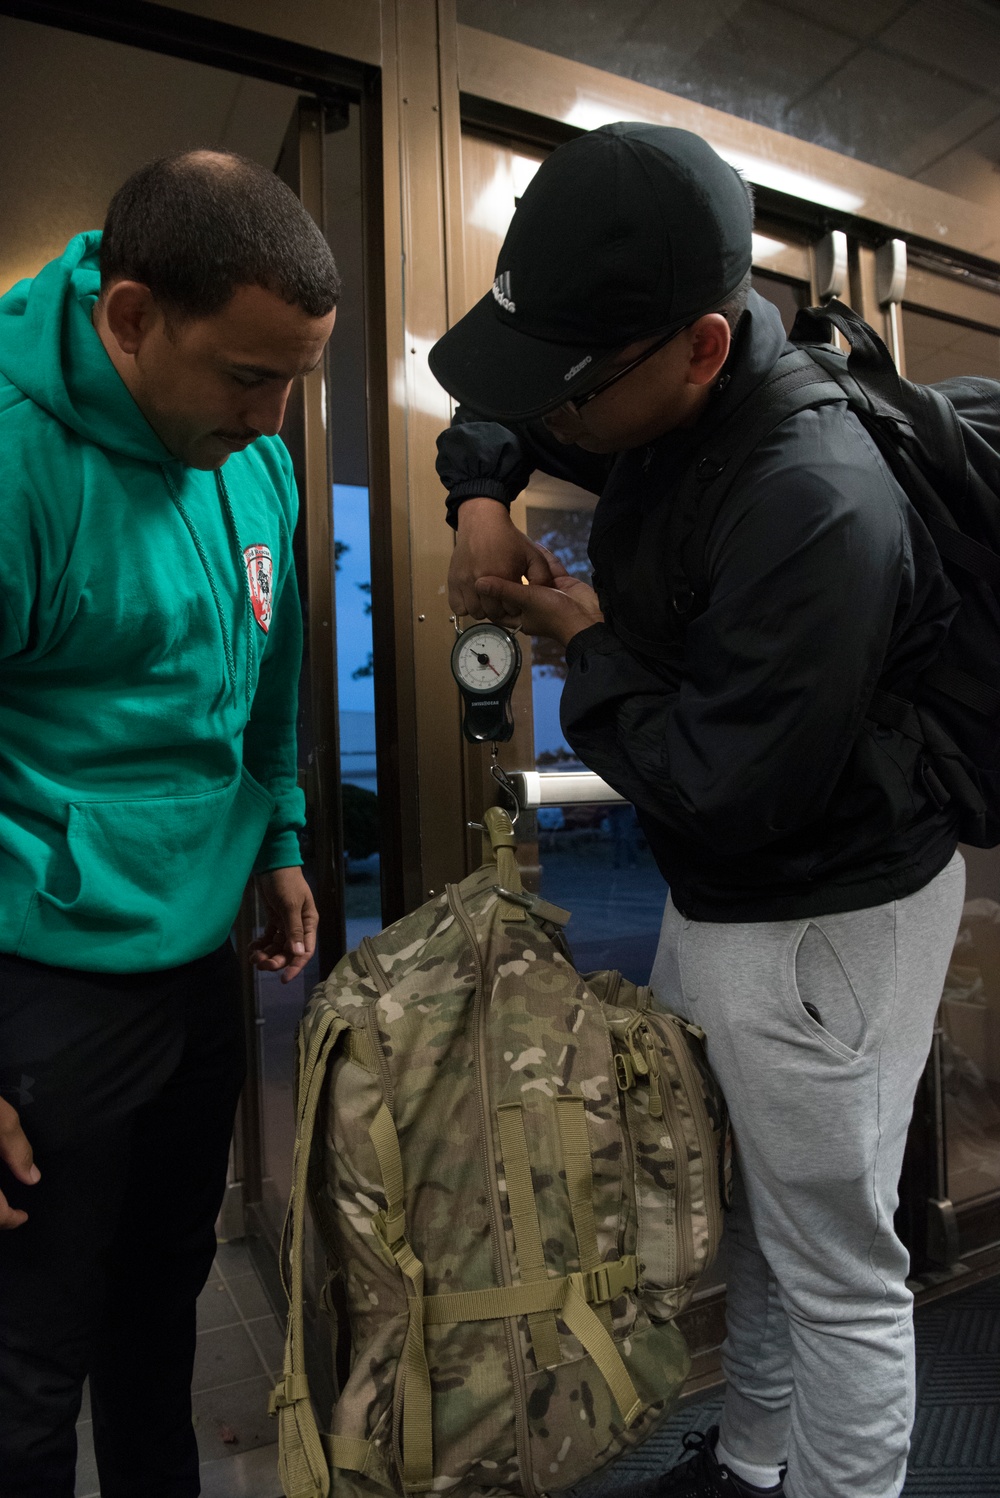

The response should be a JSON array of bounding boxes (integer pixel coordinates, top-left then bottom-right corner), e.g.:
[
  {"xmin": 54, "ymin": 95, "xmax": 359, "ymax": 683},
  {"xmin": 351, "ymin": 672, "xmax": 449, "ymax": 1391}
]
[{"xmin": 0, "ymin": 232, "xmax": 305, "ymax": 972}]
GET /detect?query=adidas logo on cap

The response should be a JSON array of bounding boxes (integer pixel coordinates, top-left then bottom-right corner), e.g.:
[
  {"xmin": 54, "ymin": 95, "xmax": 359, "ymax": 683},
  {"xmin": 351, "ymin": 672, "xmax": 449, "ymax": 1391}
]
[{"xmin": 491, "ymin": 270, "xmax": 516, "ymax": 313}]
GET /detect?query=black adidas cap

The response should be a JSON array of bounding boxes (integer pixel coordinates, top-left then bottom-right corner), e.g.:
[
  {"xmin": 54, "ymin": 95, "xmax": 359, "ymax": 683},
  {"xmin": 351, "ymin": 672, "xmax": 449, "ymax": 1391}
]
[{"xmin": 428, "ymin": 123, "xmax": 754, "ymax": 422}]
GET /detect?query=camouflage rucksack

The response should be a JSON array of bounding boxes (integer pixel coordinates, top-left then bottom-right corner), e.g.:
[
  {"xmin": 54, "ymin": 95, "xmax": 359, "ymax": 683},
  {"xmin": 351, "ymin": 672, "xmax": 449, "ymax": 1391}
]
[{"xmin": 272, "ymin": 808, "xmax": 728, "ymax": 1497}]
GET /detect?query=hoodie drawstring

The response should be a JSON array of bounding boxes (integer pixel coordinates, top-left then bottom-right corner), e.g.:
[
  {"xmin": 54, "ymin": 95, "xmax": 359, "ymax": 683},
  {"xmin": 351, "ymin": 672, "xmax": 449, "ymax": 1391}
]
[{"xmin": 162, "ymin": 465, "xmax": 256, "ymax": 718}]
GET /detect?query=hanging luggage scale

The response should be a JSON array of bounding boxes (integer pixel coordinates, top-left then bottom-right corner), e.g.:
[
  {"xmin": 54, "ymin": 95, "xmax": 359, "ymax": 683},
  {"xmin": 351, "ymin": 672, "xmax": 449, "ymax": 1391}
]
[{"xmin": 450, "ymin": 619, "xmax": 521, "ymax": 744}]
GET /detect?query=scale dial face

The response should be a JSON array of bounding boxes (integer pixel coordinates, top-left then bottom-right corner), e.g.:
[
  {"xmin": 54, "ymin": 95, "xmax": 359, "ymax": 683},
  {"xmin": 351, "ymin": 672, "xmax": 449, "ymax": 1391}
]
[{"xmin": 451, "ymin": 624, "xmax": 519, "ymax": 694}]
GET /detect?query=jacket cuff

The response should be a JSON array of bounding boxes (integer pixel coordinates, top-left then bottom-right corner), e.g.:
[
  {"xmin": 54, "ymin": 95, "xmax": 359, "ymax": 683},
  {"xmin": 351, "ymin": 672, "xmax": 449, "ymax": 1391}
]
[
  {"xmin": 445, "ymin": 481, "xmax": 515, "ymax": 528},
  {"xmin": 253, "ymin": 827, "xmax": 303, "ymax": 875},
  {"xmin": 565, "ymin": 622, "xmax": 614, "ymax": 669}
]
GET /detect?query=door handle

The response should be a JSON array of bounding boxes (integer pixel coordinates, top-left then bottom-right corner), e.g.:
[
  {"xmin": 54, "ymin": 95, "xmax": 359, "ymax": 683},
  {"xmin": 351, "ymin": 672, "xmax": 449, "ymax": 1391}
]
[{"xmin": 510, "ymin": 770, "xmax": 626, "ymax": 807}]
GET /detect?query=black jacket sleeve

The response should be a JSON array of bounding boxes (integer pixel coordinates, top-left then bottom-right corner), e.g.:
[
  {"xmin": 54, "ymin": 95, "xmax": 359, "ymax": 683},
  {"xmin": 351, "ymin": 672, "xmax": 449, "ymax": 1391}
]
[
  {"xmin": 436, "ymin": 405, "xmax": 614, "ymax": 526},
  {"xmin": 560, "ymin": 408, "xmax": 920, "ymax": 858}
]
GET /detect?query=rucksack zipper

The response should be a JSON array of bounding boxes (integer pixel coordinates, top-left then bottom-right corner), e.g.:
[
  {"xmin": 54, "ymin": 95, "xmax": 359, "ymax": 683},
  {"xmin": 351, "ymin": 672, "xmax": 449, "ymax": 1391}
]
[
  {"xmin": 614, "ymin": 1057, "xmax": 639, "ymax": 1274},
  {"xmin": 613, "ymin": 1016, "xmax": 688, "ymax": 1295},
  {"xmin": 634, "ymin": 1019, "xmax": 693, "ymax": 1288},
  {"xmin": 358, "ymin": 936, "xmax": 390, "ymax": 995},
  {"xmin": 596, "ymin": 981, "xmax": 635, "ymax": 1265},
  {"xmin": 448, "ymin": 883, "xmax": 538, "ymax": 1498},
  {"xmin": 358, "ymin": 938, "xmax": 395, "ymax": 1114},
  {"xmin": 603, "ymin": 969, "xmax": 623, "ymax": 1007}
]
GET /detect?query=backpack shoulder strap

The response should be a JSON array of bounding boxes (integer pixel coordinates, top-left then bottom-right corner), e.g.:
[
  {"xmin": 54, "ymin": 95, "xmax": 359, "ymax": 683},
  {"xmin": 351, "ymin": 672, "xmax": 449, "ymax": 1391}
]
[
  {"xmin": 670, "ymin": 348, "xmax": 845, "ymax": 613},
  {"xmin": 791, "ymin": 300, "xmax": 908, "ymax": 415},
  {"xmin": 793, "ymin": 300, "xmax": 973, "ymax": 493},
  {"xmin": 795, "ymin": 302, "xmax": 991, "ymax": 576},
  {"xmin": 271, "ymin": 1008, "xmax": 350, "ymax": 1498}
]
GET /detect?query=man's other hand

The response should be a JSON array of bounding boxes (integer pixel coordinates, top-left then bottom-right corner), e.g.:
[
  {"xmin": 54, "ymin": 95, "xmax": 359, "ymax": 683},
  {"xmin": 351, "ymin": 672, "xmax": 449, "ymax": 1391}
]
[
  {"xmin": 0, "ymin": 1092, "xmax": 39, "ymax": 1230},
  {"xmin": 450, "ymin": 498, "xmax": 554, "ymax": 620},
  {"xmin": 250, "ymin": 866, "xmax": 319, "ymax": 984},
  {"xmin": 476, "ymin": 549, "xmax": 603, "ymax": 647}
]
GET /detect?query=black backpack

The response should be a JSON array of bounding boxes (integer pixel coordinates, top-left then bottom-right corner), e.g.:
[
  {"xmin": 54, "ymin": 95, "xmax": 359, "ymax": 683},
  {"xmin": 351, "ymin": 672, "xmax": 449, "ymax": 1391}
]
[{"xmin": 667, "ymin": 299, "xmax": 1000, "ymax": 848}]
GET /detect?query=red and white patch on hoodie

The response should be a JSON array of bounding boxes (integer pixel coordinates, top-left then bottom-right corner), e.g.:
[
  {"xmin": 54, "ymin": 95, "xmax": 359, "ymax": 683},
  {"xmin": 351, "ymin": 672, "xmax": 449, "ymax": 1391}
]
[{"xmin": 244, "ymin": 544, "xmax": 273, "ymax": 633}]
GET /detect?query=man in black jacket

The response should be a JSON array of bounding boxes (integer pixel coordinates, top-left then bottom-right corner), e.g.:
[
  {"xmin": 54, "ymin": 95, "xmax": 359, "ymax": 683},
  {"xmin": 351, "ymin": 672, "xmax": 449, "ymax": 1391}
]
[{"xmin": 429, "ymin": 124, "xmax": 965, "ymax": 1498}]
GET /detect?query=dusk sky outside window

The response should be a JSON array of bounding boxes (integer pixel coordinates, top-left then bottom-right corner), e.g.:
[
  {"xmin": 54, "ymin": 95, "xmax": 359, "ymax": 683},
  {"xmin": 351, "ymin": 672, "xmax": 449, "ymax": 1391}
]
[
  {"xmin": 334, "ymin": 484, "xmax": 377, "ymax": 800},
  {"xmin": 334, "ymin": 483, "xmax": 375, "ymax": 715}
]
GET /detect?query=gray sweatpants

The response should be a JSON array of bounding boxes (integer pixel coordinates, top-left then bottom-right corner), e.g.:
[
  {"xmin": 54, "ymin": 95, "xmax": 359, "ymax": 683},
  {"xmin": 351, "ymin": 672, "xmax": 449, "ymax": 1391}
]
[{"xmin": 650, "ymin": 853, "xmax": 965, "ymax": 1498}]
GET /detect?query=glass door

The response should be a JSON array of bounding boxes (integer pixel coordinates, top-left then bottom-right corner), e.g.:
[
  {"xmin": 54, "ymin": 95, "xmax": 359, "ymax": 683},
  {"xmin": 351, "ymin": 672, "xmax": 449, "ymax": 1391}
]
[
  {"xmin": 750, "ymin": 219, "xmax": 816, "ymax": 329},
  {"xmin": 235, "ymin": 96, "xmax": 362, "ymax": 1254},
  {"xmin": 894, "ymin": 258, "xmax": 1000, "ymax": 1262}
]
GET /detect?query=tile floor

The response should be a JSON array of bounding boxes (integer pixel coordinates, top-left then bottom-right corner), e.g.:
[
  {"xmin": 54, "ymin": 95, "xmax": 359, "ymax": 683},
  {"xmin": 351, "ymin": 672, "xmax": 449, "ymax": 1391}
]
[
  {"xmin": 75, "ymin": 1240, "xmax": 285, "ymax": 1498},
  {"xmin": 74, "ymin": 1244, "xmax": 1000, "ymax": 1497}
]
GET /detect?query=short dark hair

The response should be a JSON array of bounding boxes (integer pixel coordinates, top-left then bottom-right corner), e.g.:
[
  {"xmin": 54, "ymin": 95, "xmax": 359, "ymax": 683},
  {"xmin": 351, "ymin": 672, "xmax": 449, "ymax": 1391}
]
[
  {"xmin": 712, "ymin": 267, "xmax": 753, "ymax": 333},
  {"xmin": 100, "ymin": 149, "xmax": 341, "ymax": 319}
]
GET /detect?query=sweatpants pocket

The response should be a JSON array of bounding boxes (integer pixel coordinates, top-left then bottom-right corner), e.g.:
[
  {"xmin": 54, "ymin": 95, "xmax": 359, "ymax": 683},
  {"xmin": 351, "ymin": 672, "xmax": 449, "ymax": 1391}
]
[{"xmin": 792, "ymin": 921, "xmax": 869, "ymax": 1056}]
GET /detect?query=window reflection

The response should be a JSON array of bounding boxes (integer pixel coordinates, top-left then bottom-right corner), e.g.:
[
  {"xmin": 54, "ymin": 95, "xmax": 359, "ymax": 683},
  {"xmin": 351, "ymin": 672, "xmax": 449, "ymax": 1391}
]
[
  {"xmin": 900, "ymin": 306, "xmax": 1000, "ymax": 1211},
  {"xmin": 532, "ymin": 803, "xmax": 665, "ymax": 985},
  {"xmin": 751, "ymin": 269, "xmax": 809, "ymax": 334},
  {"xmin": 941, "ymin": 895, "xmax": 1000, "ymax": 1205},
  {"xmin": 902, "ymin": 306, "xmax": 1000, "ymax": 384},
  {"xmin": 334, "ymin": 482, "xmax": 382, "ymax": 949},
  {"xmin": 522, "ymin": 498, "xmax": 667, "ymax": 984}
]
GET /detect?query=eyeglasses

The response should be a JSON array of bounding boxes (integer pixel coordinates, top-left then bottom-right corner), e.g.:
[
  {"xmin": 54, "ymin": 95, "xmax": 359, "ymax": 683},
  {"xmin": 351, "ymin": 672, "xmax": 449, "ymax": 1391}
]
[{"xmin": 566, "ymin": 325, "xmax": 689, "ymax": 412}]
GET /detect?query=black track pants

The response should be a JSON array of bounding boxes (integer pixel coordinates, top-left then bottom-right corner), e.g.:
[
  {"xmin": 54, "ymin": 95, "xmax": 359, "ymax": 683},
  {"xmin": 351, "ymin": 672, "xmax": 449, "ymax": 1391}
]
[{"xmin": 0, "ymin": 942, "xmax": 246, "ymax": 1498}]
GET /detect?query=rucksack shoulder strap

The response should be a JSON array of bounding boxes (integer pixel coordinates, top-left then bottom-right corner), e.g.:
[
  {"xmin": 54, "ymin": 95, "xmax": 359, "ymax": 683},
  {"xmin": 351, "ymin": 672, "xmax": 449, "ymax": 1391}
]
[
  {"xmin": 670, "ymin": 349, "xmax": 845, "ymax": 613},
  {"xmin": 791, "ymin": 299, "xmax": 908, "ymax": 416},
  {"xmin": 793, "ymin": 300, "xmax": 972, "ymax": 489},
  {"xmin": 271, "ymin": 1008, "xmax": 350, "ymax": 1498},
  {"xmin": 795, "ymin": 301, "xmax": 981, "ymax": 552}
]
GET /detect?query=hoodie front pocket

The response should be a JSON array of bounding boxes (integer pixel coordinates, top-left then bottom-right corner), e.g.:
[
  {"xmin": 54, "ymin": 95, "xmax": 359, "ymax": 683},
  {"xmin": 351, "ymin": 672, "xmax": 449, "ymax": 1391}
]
[{"xmin": 20, "ymin": 768, "xmax": 274, "ymax": 971}]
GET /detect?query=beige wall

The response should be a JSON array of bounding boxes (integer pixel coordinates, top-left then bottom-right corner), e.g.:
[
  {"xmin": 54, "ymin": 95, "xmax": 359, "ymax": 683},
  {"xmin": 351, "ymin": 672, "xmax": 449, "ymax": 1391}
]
[
  {"xmin": 0, "ymin": 14, "xmax": 300, "ymax": 295},
  {"xmin": 161, "ymin": 0, "xmax": 380, "ymax": 66}
]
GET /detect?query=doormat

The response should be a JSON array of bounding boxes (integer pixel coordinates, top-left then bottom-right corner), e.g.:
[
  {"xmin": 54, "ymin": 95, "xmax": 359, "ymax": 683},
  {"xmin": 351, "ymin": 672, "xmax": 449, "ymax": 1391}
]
[{"xmin": 570, "ymin": 1273, "xmax": 1000, "ymax": 1497}]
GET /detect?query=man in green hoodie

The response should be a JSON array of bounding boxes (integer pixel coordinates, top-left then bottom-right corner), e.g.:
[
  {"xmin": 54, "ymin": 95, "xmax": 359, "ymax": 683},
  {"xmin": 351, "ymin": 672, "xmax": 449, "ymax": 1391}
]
[{"xmin": 0, "ymin": 151, "xmax": 340, "ymax": 1497}]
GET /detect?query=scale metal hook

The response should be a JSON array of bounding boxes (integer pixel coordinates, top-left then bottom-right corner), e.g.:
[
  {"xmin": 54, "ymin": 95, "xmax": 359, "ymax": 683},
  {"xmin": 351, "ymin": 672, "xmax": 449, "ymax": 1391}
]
[{"xmin": 489, "ymin": 748, "xmax": 522, "ymax": 828}]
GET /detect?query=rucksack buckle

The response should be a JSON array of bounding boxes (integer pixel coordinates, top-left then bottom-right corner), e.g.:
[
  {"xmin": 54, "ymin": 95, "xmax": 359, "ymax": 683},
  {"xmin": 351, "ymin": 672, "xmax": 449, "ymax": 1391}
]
[
  {"xmin": 574, "ymin": 1256, "xmax": 637, "ymax": 1306},
  {"xmin": 268, "ymin": 1373, "xmax": 310, "ymax": 1415},
  {"xmin": 583, "ymin": 1265, "xmax": 615, "ymax": 1304},
  {"xmin": 370, "ymin": 1208, "xmax": 408, "ymax": 1266}
]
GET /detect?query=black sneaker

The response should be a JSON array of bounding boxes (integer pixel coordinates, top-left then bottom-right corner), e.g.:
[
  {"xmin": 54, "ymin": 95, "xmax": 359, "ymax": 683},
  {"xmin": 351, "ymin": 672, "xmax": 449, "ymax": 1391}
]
[{"xmin": 654, "ymin": 1426, "xmax": 785, "ymax": 1497}]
